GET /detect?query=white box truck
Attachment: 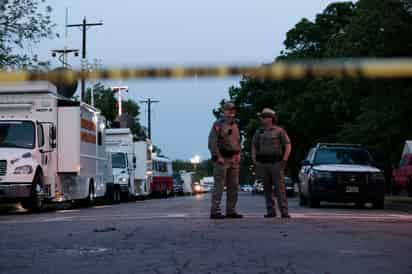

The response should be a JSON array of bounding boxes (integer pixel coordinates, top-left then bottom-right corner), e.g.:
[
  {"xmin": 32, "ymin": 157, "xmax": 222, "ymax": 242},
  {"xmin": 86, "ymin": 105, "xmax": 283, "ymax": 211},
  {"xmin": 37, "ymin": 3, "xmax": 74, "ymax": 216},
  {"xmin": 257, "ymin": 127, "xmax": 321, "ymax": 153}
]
[
  {"xmin": 105, "ymin": 129, "xmax": 152, "ymax": 200},
  {"xmin": 0, "ymin": 82, "xmax": 113, "ymax": 210},
  {"xmin": 105, "ymin": 128, "xmax": 134, "ymax": 200},
  {"xmin": 179, "ymin": 171, "xmax": 195, "ymax": 195}
]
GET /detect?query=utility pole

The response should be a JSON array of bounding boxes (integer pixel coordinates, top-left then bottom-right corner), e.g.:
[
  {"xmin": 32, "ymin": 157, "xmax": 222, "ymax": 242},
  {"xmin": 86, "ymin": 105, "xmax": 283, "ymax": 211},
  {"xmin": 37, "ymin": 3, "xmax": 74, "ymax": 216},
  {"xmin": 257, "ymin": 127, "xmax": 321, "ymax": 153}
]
[
  {"xmin": 51, "ymin": 8, "xmax": 79, "ymax": 68},
  {"xmin": 67, "ymin": 17, "xmax": 103, "ymax": 101},
  {"xmin": 140, "ymin": 98, "xmax": 160, "ymax": 140}
]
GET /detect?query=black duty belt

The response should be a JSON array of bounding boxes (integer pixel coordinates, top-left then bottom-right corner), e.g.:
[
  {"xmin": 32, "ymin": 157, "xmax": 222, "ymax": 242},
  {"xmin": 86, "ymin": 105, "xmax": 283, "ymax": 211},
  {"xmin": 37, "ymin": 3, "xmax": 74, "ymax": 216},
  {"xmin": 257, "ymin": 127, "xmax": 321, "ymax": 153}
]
[
  {"xmin": 219, "ymin": 149, "xmax": 239, "ymax": 158},
  {"xmin": 256, "ymin": 155, "xmax": 281, "ymax": 164}
]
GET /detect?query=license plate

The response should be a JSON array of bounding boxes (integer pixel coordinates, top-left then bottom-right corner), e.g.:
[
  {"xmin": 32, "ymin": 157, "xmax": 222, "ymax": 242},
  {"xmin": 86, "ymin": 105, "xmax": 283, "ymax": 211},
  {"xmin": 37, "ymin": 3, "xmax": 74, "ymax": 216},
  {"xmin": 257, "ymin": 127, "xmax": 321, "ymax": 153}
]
[{"xmin": 346, "ymin": 186, "xmax": 359, "ymax": 193}]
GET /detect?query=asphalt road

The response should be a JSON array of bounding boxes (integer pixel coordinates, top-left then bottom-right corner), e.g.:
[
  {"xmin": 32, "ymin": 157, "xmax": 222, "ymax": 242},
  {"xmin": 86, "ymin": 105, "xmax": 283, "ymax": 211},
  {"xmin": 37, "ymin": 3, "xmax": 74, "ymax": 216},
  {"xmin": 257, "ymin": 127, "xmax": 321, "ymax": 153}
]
[{"xmin": 0, "ymin": 193, "xmax": 411, "ymax": 274}]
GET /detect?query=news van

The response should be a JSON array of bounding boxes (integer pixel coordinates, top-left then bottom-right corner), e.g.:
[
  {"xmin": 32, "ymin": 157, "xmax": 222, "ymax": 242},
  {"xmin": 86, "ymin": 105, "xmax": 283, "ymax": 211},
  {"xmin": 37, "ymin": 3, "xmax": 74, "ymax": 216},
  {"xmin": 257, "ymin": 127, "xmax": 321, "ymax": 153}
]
[
  {"xmin": 105, "ymin": 128, "xmax": 152, "ymax": 200},
  {"xmin": 0, "ymin": 82, "xmax": 113, "ymax": 211}
]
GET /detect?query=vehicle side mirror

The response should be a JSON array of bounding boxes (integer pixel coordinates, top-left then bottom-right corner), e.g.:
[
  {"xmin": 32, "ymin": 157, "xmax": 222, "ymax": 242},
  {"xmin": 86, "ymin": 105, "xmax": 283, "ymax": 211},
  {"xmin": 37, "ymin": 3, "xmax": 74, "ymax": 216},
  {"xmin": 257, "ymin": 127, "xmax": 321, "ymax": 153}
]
[
  {"xmin": 49, "ymin": 126, "xmax": 57, "ymax": 148},
  {"xmin": 301, "ymin": 160, "xmax": 310, "ymax": 166},
  {"xmin": 133, "ymin": 156, "xmax": 137, "ymax": 168},
  {"xmin": 50, "ymin": 126, "xmax": 56, "ymax": 140}
]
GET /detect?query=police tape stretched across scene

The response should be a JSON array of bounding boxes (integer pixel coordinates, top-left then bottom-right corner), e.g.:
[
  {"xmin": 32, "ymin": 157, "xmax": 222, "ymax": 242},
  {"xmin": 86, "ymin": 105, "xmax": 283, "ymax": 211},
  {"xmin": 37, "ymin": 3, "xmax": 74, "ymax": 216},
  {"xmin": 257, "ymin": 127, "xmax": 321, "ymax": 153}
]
[{"xmin": 2, "ymin": 58, "xmax": 412, "ymax": 83}]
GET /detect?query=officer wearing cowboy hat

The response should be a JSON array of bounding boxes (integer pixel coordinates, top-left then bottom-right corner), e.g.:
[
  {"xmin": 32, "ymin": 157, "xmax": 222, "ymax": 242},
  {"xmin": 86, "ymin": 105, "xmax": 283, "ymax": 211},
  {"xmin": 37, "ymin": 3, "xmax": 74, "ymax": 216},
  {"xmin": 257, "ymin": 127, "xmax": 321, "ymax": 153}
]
[
  {"xmin": 251, "ymin": 108, "xmax": 292, "ymax": 218},
  {"xmin": 208, "ymin": 101, "xmax": 243, "ymax": 219}
]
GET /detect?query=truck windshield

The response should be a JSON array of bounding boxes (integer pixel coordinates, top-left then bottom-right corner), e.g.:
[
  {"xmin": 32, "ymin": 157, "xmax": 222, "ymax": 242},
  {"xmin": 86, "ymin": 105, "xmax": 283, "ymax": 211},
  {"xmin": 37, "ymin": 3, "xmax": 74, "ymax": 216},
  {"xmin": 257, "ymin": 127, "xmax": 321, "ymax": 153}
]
[
  {"xmin": 314, "ymin": 148, "xmax": 372, "ymax": 165},
  {"xmin": 0, "ymin": 121, "xmax": 35, "ymax": 149},
  {"xmin": 112, "ymin": 153, "xmax": 127, "ymax": 169}
]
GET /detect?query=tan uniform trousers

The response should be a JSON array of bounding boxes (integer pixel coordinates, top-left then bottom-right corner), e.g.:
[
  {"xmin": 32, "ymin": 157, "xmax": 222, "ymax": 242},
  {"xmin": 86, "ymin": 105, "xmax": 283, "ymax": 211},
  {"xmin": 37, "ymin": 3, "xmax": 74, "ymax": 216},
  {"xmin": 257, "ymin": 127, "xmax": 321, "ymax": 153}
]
[
  {"xmin": 256, "ymin": 162, "xmax": 289, "ymax": 215},
  {"xmin": 210, "ymin": 158, "xmax": 239, "ymax": 215}
]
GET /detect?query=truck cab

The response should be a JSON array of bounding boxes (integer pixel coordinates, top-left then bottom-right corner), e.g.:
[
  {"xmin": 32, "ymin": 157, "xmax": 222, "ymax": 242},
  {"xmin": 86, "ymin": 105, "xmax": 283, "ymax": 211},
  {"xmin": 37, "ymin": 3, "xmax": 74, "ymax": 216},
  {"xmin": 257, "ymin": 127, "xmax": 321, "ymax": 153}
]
[
  {"xmin": 105, "ymin": 128, "xmax": 135, "ymax": 200},
  {"xmin": 111, "ymin": 151, "xmax": 130, "ymax": 193},
  {"xmin": 0, "ymin": 120, "xmax": 55, "ymax": 207}
]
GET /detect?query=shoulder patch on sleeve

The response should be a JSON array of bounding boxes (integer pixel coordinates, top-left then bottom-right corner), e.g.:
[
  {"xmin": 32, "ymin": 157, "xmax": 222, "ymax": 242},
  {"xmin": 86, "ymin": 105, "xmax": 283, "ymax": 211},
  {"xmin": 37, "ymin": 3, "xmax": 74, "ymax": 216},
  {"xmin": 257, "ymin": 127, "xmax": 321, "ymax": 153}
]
[{"xmin": 214, "ymin": 120, "xmax": 224, "ymax": 132}]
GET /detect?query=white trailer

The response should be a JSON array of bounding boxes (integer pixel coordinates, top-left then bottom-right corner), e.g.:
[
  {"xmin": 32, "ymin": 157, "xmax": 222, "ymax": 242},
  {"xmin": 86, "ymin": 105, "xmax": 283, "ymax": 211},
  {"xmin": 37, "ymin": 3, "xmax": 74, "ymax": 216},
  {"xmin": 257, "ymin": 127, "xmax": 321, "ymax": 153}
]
[
  {"xmin": 133, "ymin": 140, "xmax": 152, "ymax": 198},
  {"xmin": 200, "ymin": 177, "xmax": 214, "ymax": 193},
  {"xmin": 0, "ymin": 82, "xmax": 112, "ymax": 210},
  {"xmin": 179, "ymin": 171, "xmax": 195, "ymax": 195}
]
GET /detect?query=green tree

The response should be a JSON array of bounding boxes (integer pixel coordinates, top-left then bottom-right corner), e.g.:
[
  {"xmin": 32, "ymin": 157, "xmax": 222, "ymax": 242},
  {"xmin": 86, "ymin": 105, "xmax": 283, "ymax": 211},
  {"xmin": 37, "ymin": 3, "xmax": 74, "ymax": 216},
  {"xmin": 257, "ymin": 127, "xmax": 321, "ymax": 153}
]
[
  {"xmin": 221, "ymin": 0, "xmax": 412, "ymax": 180},
  {"xmin": 122, "ymin": 99, "xmax": 147, "ymax": 139},
  {"xmin": 85, "ymin": 83, "xmax": 117, "ymax": 122},
  {"xmin": 0, "ymin": 0, "xmax": 57, "ymax": 69},
  {"xmin": 172, "ymin": 160, "xmax": 213, "ymax": 181},
  {"xmin": 85, "ymin": 83, "xmax": 147, "ymax": 139}
]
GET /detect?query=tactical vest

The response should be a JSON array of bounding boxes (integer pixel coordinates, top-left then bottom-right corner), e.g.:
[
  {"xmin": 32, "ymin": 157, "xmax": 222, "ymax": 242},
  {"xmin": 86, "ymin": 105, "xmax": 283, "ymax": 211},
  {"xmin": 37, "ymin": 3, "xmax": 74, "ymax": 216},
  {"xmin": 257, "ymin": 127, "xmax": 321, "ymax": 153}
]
[
  {"xmin": 255, "ymin": 127, "xmax": 284, "ymax": 160},
  {"xmin": 216, "ymin": 118, "xmax": 241, "ymax": 157}
]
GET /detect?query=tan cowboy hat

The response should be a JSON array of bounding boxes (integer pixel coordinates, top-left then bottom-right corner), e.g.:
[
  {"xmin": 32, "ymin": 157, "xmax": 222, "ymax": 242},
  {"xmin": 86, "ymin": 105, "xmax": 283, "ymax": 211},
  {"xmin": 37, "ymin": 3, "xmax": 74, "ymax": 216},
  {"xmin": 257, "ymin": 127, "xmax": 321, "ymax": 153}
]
[
  {"xmin": 258, "ymin": 108, "xmax": 277, "ymax": 119},
  {"xmin": 222, "ymin": 101, "xmax": 236, "ymax": 111}
]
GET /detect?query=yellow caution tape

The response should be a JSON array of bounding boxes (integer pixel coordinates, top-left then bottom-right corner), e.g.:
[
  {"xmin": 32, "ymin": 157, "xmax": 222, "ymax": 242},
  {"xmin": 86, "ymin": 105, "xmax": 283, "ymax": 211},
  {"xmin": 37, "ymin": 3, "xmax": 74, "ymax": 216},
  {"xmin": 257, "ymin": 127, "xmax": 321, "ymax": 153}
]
[{"xmin": 1, "ymin": 58, "xmax": 412, "ymax": 83}]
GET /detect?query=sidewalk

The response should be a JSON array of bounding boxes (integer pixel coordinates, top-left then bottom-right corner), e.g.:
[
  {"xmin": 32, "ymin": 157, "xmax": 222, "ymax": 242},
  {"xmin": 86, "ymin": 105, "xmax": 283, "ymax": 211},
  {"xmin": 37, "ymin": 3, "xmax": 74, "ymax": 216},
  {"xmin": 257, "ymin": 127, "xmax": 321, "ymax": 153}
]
[{"xmin": 385, "ymin": 195, "xmax": 412, "ymax": 213}]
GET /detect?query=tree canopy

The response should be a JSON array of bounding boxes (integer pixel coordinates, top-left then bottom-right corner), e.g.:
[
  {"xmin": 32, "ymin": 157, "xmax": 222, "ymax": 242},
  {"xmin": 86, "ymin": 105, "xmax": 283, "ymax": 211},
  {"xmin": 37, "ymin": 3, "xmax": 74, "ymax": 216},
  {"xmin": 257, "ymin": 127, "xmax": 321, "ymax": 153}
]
[
  {"xmin": 223, "ymin": 0, "xmax": 412, "ymax": 178},
  {"xmin": 0, "ymin": 0, "xmax": 56, "ymax": 69},
  {"xmin": 85, "ymin": 83, "xmax": 147, "ymax": 139}
]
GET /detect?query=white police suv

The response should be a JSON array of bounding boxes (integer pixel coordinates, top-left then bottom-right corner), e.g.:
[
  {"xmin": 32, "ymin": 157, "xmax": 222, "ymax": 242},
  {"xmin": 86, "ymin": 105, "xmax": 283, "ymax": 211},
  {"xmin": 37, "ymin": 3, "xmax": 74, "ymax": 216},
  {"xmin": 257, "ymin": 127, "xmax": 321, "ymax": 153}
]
[{"xmin": 298, "ymin": 143, "xmax": 385, "ymax": 209}]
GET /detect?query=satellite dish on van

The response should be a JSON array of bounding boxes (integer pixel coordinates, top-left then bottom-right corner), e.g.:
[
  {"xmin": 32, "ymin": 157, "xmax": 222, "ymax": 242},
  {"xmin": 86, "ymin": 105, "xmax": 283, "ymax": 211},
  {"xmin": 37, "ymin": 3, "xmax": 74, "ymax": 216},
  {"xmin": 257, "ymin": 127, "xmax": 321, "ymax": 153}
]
[{"xmin": 50, "ymin": 67, "xmax": 78, "ymax": 98}]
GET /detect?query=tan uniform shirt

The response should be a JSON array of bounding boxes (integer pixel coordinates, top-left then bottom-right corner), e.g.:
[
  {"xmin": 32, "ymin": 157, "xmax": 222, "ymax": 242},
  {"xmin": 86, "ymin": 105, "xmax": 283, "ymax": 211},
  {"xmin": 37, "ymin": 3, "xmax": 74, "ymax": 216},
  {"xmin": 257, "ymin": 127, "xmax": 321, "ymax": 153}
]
[
  {"xmin": 208, "ymin": 117, "xmax": 241, "ymax": 159},
  {"xmin": 252, "ymin": 126, "xmax": 290, "ymax": 159}
]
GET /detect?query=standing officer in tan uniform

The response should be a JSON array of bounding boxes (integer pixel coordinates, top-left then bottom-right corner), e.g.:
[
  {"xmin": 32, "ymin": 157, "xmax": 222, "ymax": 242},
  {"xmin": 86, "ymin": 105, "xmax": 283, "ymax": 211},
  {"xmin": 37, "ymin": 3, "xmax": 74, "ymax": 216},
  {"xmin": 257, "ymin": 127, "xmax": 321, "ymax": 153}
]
[
  {"xmin": 208, "ymin": 102, "xmax": 243, "ymax": 219},
  {"xmin": 252, "ymin": 108, "xmax": 292, "ymax": 218}
]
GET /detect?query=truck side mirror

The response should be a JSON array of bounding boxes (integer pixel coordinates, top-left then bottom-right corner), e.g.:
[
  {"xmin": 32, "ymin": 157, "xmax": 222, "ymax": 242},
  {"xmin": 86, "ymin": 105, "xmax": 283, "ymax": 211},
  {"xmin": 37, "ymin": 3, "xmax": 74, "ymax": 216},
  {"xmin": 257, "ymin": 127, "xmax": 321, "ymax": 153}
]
[
  {"xmin": 50, "ymin": 126, "xmax": 57, "ymax": 148},
  {"xmin": 133, "ymin": 156, "xmax": 137, "ymax": 168}
]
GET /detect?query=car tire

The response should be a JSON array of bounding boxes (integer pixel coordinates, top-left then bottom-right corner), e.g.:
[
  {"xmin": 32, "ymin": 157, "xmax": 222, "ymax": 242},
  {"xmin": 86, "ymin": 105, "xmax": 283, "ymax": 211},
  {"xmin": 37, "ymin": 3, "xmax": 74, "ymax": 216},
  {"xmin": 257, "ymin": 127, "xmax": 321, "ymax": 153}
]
[
  {"xmin": 299, "ymin": 193, "xmax": 308, "ymax": 206},
  {"xmin": 84, "ymin": 182, "xmax": 95, "ymax": 207},
  {"xmin": 373, "ymin": 198, "xmax": 385, "ymax": 209},
  {"xmin": 308, "ymin": 185, "xmax": 320, "ymax": 208},
  {"xmin": 392, "ymin": 186, "xmax": 400, "ymax": 196},
  {"xmin": 21, "ymin": 171, "xmax": 45, "ymax": 212},
  {"xmin": 355, "ymin": 202, "xmax": 365, "ymax": 209},
  {"xmin": 407, "ymin": 178, "xmax": 412, "ymax": 197},
  {"xmin": 163, "ymin": 188, "xmax": 171, "ymax": 198},
  {"xmin": 113, "ymin": 186, "xmax": 121, "ymax": 203},
  {"xmin": 309, "ymin": 195, "xmax": 320, "ymax": 208}
]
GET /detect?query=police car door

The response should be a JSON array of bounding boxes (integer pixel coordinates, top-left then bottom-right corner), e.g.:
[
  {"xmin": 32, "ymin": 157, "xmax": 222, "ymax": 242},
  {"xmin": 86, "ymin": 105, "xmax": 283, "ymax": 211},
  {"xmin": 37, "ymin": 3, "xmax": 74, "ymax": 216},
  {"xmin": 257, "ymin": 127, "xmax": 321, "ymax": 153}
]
[{"xmin": 299, "ymin": 148, "xmax": 314, "ymax": 195}]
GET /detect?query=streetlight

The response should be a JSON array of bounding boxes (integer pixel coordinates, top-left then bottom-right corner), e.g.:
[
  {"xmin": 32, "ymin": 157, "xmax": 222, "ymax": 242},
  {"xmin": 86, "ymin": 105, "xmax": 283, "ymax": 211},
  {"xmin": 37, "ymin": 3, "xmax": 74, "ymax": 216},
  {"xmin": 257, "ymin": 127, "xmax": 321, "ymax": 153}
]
[
  {"xmin": 111, "ymin": 86, "xmax": 128, "ymax": 116},
  {"xmin": 190, "ymin": 155, "xmax": 201, "ymax": 171}
]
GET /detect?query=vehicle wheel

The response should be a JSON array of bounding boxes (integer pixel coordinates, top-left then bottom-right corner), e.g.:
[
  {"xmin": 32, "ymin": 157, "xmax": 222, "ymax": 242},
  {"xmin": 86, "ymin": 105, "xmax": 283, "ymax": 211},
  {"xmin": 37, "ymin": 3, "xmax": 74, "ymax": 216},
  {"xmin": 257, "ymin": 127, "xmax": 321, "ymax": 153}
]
[
  {"xmin": 355, "ymin": 202, "xmax": 365, "ymax": 209},
  {"xmin": 105, "ymin": 185, "xmax": 114, "ymax": 202},
  {"xmin": 309, "ymin": 195, "xmax": 320, "ymax": 208},
  {"xmin": 128, "ymin": 191, "xmax": 134, "ymax": 201},
  {"xmin": 113, "ymin": 186, "xmax": 121, "ymax": 203},
  {"xmin": 373, "ymin": 199, "xmax": 385, "ymax": 209},
  {"xmin": 299, "ymin": 193, "xmax": 308, "ymax": 206},
  {"xmin": 308, "ymin": 183, "xmax": 320, "ymax": 208},
  {"xmin": 84, "ymin": 182, "xmax": 95, "ymax": 207},
  {"xmin": 163, "ymin": 188, "xmax": 171, "ymax": 198},
  {"xmin": 407, "ymin": 178, "xmax": 412, "ymax": 197},
  {"xmin": 308, "ymin": 189, "xmax": 320, "ymax": 208},
  {"xmin": 120, "ymin": 191, "xmax": 130, "ymax": 202},
  {"xmin": 392, "ymin": 186, "xmax": 400, "ymax": 195},
  {"xmin": 21, "ymin": 172, "xmax": 45, "ymax": 212}
]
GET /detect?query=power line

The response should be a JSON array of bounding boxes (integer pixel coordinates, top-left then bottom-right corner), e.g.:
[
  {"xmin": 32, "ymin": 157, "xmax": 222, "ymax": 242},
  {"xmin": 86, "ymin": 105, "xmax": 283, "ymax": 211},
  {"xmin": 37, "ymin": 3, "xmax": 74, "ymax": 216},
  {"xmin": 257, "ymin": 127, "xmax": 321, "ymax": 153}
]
[
  {"xmin": 139, "ymin": 98, "xmax": 160, "ymax": 140},
  {"xmin": 67, "ymin": 17, "xmax": 103, "ymax": 101}
]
